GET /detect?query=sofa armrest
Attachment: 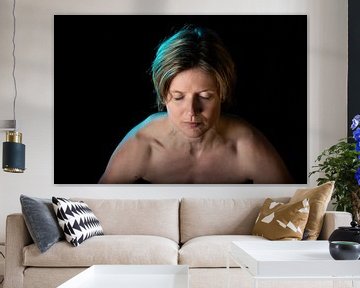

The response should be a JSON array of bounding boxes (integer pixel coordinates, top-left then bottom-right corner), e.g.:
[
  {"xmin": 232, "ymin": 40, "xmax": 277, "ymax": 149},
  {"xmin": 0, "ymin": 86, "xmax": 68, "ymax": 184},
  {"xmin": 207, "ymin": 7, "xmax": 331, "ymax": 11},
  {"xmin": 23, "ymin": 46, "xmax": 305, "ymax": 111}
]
[
  {"xmin": 4, "ymin": 213, "xmax": 33, "ymax": 288},
  {"xmin": 318, "ymin": 211, "xmax": 352, "ymax": 240}
]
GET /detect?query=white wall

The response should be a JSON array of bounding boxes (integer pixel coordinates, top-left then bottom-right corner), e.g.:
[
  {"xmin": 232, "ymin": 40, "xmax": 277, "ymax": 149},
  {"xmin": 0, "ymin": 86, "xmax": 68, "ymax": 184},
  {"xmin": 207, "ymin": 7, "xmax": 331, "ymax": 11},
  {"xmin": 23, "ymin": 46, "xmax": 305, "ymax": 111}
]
[{"xmin": 0, "ymin": 0, "xmax": 348, "ymax": 242}]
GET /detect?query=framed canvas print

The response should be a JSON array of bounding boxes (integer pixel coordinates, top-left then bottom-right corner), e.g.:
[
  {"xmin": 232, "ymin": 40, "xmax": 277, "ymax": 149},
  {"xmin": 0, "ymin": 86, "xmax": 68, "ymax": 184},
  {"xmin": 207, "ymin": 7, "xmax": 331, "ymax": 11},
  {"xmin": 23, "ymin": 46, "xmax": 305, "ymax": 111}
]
[{"xmin": 54, "ymin": 15, "xmax": 307, "ymax": 184}]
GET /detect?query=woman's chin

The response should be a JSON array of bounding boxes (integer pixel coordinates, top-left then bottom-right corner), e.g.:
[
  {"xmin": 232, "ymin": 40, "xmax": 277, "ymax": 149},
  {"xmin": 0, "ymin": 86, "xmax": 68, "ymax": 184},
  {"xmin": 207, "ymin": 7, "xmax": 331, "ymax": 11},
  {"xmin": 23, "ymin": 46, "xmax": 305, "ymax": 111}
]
[
  {"xmin": 170, "ymin": 122, "xmax": 209, "ymax": 139},
  {"xmin": 180, "ymin": 128, "xmax": 207, "ymax": 139}
]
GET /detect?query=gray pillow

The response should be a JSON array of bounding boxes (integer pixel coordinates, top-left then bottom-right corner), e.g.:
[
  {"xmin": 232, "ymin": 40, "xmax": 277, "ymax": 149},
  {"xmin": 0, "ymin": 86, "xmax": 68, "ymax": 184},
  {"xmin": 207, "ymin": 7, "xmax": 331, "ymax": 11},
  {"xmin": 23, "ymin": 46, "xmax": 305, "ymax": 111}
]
[{"xmin": 20, "ymin": 195, "xmax": 64, "ymax": 253}]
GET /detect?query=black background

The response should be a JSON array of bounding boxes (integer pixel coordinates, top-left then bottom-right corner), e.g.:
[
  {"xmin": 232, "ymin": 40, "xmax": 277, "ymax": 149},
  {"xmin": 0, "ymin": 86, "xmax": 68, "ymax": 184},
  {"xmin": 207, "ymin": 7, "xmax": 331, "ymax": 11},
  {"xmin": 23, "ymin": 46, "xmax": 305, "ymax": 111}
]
[{"xmin": 54, "ymin": 15, "xmax": 307, "ymax": 184}]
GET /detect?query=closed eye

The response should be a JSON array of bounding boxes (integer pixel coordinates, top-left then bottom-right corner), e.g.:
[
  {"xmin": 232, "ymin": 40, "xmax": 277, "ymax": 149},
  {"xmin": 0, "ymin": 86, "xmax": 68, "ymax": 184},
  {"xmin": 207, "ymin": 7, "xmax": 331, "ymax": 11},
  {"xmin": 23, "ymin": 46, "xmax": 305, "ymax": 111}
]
[
  {"xmin": 173, "ymin": 95, "xmax": 184, "ymax": 101},
  {"xmin": 199, "ymin": 93, "xmax": 214, "ymax": 100},
  {"xmin": 168, "ymin": 92, "xmax": 184, "ymax": 101}
]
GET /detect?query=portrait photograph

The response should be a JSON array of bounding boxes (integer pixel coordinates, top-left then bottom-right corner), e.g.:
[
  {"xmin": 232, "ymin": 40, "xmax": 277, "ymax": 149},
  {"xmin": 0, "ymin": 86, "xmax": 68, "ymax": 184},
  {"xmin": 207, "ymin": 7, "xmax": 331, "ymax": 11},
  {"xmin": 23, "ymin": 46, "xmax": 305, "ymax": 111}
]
[{"xmin": 54, "ymin": 15, "xmax": 307, "ymax": 184}]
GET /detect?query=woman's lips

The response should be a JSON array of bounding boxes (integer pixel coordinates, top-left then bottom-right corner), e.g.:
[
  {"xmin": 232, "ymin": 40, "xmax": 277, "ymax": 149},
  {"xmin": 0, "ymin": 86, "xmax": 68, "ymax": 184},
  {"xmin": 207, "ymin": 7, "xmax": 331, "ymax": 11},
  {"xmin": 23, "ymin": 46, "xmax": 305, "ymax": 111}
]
[{"xmin": 184, "ymin": 122, "xmax": 201, "ymax": 128}]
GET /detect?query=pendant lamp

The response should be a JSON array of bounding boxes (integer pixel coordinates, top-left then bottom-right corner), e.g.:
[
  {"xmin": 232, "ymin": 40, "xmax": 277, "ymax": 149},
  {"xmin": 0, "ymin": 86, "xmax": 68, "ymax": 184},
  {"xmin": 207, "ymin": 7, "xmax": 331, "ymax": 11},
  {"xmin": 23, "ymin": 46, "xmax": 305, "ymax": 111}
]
[{"xmin": 1, "ymin": 0, "xmax": 25, "ymax": 173}]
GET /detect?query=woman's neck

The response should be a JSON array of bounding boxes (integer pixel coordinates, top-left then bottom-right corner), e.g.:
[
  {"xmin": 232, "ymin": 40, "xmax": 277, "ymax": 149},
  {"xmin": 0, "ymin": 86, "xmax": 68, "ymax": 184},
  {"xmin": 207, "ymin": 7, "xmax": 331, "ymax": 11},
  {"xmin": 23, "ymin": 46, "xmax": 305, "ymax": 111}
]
[{"xmin": 166, "ymin": 122, "xmax": 223, "ymax": 158}]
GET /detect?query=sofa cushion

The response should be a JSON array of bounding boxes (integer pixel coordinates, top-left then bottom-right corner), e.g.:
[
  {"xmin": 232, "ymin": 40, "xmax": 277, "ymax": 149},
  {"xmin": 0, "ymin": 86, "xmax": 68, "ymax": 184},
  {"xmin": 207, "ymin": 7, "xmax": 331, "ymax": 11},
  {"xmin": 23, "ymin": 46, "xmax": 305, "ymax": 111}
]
[
  {"xmin": 179, "ymin": 235, "xmax": 267, "ymax": 268},
  {"xmin": 23, "ymin": 268, "xmax": 86, "ymax": 288},
  {"xmin": 20, "ymin": 195, "xmax": 64, "ymax": 253},
  {"xmin": 252, "ymin": 198, "xmax": 310, "ymax": 240},
  {"xmin": 52, "ymin": 197, "xmax": 104, "ymax": 247},
  {"xmin": 72, "ymin": 198, "xmax": 179, "ymax": 243},
  {"xmin": 23, "ymin": 235, "xmax": 179, "ymax": 266},
  {"xmin": 180, "ymin": 198, "xmax": 289, "ymax": 243},
  {"xmin": 289, "ymin": 181, "xmax": 334, "ymax": 240}
]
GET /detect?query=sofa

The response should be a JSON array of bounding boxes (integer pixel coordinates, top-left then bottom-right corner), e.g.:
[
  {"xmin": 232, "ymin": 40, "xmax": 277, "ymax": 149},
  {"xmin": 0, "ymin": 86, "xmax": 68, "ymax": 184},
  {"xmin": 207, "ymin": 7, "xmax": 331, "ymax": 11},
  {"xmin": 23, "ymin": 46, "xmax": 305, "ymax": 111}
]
[{"xmin": 4, "ymin": 197, "xmax": 352, "ymax": 288}]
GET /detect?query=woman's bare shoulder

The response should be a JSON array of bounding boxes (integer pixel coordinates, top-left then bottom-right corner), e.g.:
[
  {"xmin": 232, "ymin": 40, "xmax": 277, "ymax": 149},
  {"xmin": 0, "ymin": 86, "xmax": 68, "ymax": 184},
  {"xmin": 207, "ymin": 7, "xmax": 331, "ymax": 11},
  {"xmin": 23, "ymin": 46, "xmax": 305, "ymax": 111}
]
[
  {"xmin": 220, "ymin": 115, "xmax": 292, "ymax": 183},
  {"xmin": 98, "ymin": 113, "xmax": 168, "ymax": 184},
  {"xmin": 220, "ymin": 115, "xmax": 276, "ymax": 156},
  {"xmin": 121, "ymin": 112, "xmax": 167, "ymax": 143},
  {"xmin": 220, "ymin": 115, "xmax": 259, "ymax": 141}
]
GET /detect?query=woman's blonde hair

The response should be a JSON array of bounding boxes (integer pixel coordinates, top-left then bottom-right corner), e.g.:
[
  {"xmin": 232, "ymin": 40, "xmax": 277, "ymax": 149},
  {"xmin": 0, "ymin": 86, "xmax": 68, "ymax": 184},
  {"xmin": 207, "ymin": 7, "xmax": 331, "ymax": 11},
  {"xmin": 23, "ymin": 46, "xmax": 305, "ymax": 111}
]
[{"xmin": 151, "ymin": 25, "xmax": 236, "ymax": 110}]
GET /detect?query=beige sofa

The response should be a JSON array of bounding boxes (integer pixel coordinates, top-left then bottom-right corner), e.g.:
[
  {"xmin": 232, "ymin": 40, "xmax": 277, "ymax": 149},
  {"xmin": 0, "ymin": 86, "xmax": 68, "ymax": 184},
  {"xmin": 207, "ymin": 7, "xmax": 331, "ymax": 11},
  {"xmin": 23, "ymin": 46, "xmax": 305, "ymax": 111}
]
[{"xmin": 4, "ymin": 198, "xmax": 352, "ymax": 288}]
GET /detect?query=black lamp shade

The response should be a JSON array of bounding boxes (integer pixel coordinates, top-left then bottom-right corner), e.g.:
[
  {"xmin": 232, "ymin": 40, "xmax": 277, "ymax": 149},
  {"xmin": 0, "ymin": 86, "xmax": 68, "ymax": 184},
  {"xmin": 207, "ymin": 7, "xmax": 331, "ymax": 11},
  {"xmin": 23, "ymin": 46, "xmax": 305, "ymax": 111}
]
[{"xmin": 2, "ymin": 133, "xmax": 25, "ymax": 173}]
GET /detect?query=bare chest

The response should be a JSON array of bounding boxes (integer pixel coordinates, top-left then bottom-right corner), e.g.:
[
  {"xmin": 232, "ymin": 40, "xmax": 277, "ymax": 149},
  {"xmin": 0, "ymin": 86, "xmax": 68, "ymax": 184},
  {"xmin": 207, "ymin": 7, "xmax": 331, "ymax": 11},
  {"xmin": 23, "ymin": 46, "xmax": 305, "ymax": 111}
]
[{"xmin": 144, "ymin": 146, "xmax": 249, "ymax": 184}]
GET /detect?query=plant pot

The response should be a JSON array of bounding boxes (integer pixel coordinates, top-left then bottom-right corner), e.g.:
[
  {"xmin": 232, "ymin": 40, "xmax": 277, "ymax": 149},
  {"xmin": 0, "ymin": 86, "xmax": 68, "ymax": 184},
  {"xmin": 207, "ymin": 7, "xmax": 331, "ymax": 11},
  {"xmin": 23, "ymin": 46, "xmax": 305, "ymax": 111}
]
[{"xmin": 329, "ymin": 241, "xmax": 360, "ymax": 260}]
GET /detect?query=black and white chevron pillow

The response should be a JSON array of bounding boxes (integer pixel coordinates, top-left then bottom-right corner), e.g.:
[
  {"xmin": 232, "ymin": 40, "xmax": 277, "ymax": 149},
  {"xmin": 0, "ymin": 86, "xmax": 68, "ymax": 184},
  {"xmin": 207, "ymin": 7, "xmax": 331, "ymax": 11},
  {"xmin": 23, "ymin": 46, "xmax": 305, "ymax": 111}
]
[{"xmin": 52, "ymin": 197, "xmax": 104, "ymax": 247}]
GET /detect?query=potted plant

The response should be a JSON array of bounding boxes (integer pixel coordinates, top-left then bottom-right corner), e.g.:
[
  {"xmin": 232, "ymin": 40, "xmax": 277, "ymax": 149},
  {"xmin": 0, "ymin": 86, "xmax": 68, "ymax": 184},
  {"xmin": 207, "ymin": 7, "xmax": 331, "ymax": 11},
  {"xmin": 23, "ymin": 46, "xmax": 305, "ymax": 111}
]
[{"xmin": 309, "ymin": 115, "xmax": 360, "ymax": 222}]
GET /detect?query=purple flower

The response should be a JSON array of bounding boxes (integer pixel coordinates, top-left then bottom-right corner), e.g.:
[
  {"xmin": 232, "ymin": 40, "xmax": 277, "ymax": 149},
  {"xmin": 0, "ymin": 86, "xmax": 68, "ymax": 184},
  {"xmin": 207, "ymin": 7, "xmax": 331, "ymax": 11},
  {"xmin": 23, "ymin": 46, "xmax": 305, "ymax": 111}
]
[
  {"xmin": 353, "ymin": 128, "xmax": 360, "ymax": 142},
  {"xmin": 352, "ymin": 115, "xmax": 360, "ymax": 130},
  {"xmin": 356, "ymin": 167, "xmax": 360, "ymax": 186},
  {"xmin": 350, "ymin": 115, "xmax": 360, "ymax": 186}
]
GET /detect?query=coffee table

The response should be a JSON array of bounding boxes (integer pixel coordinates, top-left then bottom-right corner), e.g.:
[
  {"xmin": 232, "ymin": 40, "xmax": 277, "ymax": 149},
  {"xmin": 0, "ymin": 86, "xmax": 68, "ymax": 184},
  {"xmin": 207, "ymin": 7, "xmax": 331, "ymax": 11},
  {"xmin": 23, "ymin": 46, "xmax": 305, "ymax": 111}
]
[
  {"xmin": 57, "ymin": 265, "xmax": 189, "ymax": 288},
  {"xmin": 228, "ymin": 240, "xmax": 360, "ymax": 288}
]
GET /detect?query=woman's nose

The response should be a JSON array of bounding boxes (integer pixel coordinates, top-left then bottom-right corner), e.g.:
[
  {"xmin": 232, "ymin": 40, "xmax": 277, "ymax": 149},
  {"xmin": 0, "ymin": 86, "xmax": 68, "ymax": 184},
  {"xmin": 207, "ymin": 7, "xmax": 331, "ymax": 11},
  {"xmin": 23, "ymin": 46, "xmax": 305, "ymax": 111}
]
[{"xmin": 187, "ymin": 97, "xmax": 200, "ymax": 116}]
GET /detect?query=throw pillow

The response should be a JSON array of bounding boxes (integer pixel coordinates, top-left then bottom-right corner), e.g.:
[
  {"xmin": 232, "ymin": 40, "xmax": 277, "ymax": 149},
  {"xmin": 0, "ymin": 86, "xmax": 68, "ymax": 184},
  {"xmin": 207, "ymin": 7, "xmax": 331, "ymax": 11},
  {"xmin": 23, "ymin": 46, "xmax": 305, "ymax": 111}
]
[
  {"xmin": 289, "ymin": 181, "xmax": 334, "ymax": 240},
  {"xmin": 20, "ymin": 195, "xmax": 64, "ymax": 253},
  {"xmin": 52, "ymin": 197, "xmax": 104, "ymax": 247},
  {"xmin": 252, "ymin": 198, "xmax": 310, "ymax": 240}
]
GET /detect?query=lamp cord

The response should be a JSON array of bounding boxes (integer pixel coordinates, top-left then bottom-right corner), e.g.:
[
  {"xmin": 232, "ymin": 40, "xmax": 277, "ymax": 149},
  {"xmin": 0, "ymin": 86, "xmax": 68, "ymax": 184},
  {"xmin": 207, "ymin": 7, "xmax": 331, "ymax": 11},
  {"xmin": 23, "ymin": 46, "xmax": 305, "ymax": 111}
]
[{"xmin": 12, "ymin": 0, "xmax": 18, "ymax": 129}]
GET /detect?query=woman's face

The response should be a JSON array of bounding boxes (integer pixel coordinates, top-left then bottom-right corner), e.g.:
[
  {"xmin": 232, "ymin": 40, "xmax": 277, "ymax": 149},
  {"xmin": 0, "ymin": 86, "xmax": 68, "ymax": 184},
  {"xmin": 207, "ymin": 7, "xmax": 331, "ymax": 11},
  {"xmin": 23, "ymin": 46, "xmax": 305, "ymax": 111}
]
[{"xmin": 165, "ymin": 68, "xmax": 221, "ymax": 139}]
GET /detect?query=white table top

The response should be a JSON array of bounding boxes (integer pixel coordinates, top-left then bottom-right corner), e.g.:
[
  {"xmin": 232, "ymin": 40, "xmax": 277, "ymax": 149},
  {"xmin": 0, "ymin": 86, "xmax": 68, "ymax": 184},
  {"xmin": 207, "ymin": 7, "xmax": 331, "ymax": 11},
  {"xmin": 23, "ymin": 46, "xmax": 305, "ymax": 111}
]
[
  {"xmin": 231, "ymin": 240, "xmax": 360, "ymax": 278},
  {"xmin": 57, "ymin": 265, "xmax": 189, "ymax": 288}
]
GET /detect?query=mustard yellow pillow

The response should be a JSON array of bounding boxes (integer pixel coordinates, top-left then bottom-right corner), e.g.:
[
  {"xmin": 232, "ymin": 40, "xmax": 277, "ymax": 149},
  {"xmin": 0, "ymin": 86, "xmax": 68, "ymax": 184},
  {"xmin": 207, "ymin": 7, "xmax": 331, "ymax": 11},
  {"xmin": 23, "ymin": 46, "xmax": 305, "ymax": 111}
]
[
  {"xmin": 252, "ymin": 198, "xmax": 310, "ymax": 240},
  {"xmin": 289, "ymin": 181, "xmax": 334, "ymax": 240}
]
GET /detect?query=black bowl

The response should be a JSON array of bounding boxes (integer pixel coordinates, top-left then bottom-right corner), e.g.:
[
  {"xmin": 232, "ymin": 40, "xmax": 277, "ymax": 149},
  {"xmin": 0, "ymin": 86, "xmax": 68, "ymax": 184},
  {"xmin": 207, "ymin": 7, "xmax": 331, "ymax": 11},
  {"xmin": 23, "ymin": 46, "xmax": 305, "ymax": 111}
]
[{"xmin": 329, "ymin": 241, "xmax": 360, "ymax": 260}]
